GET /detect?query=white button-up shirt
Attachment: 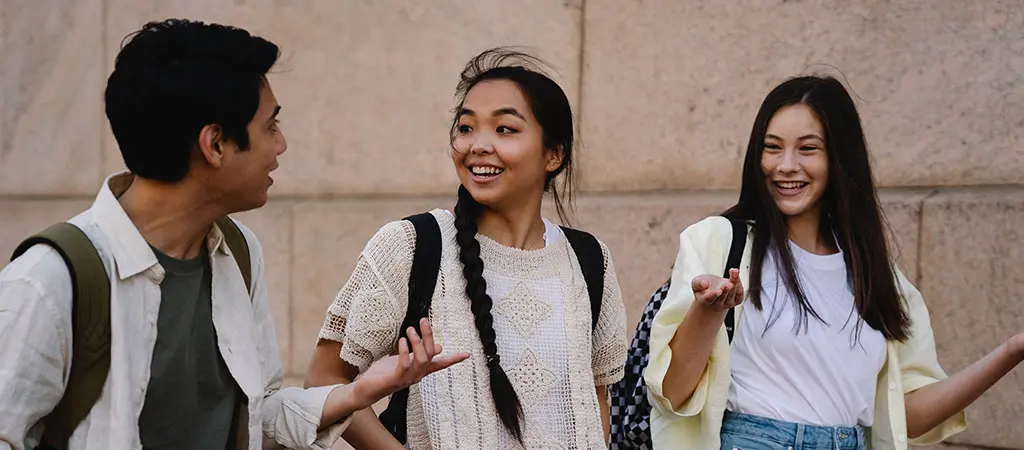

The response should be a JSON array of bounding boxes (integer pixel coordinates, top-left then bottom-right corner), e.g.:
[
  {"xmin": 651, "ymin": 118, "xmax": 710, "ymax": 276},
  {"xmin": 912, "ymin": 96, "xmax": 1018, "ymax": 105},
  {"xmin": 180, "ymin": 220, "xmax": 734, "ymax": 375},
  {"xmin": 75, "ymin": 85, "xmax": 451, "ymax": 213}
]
[{"xmin": 0, "ymin": 173, "xmax": 350, "ymax": 450}]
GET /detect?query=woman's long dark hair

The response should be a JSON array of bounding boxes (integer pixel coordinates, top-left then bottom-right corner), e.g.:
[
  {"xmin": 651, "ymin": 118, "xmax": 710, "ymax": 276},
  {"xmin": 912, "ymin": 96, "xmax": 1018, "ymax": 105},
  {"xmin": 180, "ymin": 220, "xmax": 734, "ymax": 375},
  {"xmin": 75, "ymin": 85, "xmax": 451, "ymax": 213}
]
[
  {"xmin": 724, "ymin": 75, "xmax": 911, "ymax": 342},
  {"xmin": 448, "ymin": 48, "xmax": 576, "ymax": 442}
]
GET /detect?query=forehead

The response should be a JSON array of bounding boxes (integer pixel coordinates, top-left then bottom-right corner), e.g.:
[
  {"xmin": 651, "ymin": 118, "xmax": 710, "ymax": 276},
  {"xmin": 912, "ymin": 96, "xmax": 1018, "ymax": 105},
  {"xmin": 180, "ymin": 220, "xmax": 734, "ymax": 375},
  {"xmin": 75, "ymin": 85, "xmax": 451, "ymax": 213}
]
[
  {"xmin": 255, "ymin": 81, "xmax": 278, "ymax": 114},
  {"xmin": 463, "ymin": 79, "xmax": 532, "ymax": 115},
  {"xmin": 766, "ymin": 103, "xmax": 823, "ymax": 136}
]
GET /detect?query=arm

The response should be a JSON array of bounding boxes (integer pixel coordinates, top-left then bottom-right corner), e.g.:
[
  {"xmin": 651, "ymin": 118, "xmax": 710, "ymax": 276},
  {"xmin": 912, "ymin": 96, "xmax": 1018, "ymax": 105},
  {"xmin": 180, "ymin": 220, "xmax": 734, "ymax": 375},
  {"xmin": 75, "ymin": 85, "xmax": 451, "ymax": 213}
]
[
  {"xmin": 663, "ymin": 271, "xmax": 743, "ymax": 409},
  {"xmin": 596, "ymin": 385, "xmax": 610, "ymax": 444},
  {"xmin": 0, "ymin": 250, "xmax": 75, "ymax": 450},
  {"xmin": 905, "ymin": 334, "xmax": 1023, "ymax": 439},
  {"xmin": 305, "ymin": 340, "xmax": 401, "ymax": 449}
]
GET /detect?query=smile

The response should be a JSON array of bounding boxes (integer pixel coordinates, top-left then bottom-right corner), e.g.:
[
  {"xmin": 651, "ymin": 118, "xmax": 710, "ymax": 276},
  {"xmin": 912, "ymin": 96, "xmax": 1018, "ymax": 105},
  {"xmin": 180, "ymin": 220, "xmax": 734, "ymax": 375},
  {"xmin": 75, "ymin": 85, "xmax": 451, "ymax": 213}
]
[
  {"xmin": 469, "ymin": 165, "xmax": 504, "ymax": 177},
  {"xmin": 773, "ymin": 180, "xmax": 809, "ymax": 195}
]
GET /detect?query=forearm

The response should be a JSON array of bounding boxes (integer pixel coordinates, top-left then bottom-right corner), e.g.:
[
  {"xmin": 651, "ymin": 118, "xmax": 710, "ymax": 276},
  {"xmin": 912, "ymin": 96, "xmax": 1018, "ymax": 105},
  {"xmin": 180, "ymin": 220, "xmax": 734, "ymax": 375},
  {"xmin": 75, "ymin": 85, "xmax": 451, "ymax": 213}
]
[
  {"xmin": 596, "ymin": 385, "xmax": 610, "ymax": 444},
  {"xmin": 663, "ymin": 306, "xmax": 727, "ymax": 409},
  {"xmin": 342, "ymin": 409, "xmax": 405, "ymax": 450},
  {"xmin": 905, "ymin": 339, "xmax": 1023, "ymax": 438}
]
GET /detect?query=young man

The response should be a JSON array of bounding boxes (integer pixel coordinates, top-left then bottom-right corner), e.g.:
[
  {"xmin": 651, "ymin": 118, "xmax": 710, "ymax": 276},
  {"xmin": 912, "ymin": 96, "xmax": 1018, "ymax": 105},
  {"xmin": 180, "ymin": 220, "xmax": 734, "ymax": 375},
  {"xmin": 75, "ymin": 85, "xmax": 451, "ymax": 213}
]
[{"xmin": 0, "ymin": 19, "xmax": 467, "ymax": 450}]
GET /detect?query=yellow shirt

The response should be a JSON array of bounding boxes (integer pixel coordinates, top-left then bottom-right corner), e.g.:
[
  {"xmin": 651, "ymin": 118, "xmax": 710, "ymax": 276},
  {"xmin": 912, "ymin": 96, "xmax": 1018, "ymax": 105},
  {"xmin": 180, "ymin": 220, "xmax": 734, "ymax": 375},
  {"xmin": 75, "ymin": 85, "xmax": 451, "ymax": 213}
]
[{"xmin": 644, "ymin": 216, "xmax": 967, "ymax": 449}]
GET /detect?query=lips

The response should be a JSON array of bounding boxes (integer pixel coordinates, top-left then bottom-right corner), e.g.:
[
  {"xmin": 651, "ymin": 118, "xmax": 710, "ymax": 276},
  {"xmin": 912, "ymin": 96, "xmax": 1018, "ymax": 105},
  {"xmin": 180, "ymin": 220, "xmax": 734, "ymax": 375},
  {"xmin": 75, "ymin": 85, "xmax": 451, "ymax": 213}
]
[{"xmin": 773, "ymin": 180, "xmax": 809, "ymax": 196}]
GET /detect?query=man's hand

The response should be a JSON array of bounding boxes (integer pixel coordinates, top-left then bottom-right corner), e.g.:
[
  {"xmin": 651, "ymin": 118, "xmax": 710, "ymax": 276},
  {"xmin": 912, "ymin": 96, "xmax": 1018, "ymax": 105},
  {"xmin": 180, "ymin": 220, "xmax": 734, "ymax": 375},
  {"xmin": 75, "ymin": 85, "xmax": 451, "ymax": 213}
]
[{"xmin": 352, "ymin": 318, "xmax": 471, "ymax": 406}]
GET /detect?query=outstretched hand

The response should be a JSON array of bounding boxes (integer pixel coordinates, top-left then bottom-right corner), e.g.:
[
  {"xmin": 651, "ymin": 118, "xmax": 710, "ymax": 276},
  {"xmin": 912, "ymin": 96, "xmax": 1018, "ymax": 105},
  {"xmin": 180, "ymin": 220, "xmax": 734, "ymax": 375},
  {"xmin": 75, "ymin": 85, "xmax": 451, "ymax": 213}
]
[
  {"xmin": 691, "ymin": 268, "xmax": 745, "ymax": 312},
  {"xmin": 353, "ymin": 318, "xmax": 470, "ymax": 405}
]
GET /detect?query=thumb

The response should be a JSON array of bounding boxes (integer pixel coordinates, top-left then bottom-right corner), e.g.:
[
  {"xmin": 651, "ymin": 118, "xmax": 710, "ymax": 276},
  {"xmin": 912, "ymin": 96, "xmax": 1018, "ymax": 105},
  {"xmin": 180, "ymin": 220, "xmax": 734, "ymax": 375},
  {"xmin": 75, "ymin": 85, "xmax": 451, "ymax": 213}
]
[{"xmin": 691, "ymin": 275, "xmax": 713, "ymax": 293}]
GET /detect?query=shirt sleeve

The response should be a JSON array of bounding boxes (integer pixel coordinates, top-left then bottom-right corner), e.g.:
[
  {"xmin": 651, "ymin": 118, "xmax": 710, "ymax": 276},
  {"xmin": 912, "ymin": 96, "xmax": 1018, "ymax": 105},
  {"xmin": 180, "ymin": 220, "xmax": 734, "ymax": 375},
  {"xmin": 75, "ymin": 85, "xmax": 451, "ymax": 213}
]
[
  {"xmin": 0, "ymin": 246, "xmax": 74, "ymax": 450},
  {"xmin": 645, "ymin": 217, "xmax": 733, "ymax": 418},
  {"xmin": 591, "ymin": 239, "xmax": 628, "ymax": 386},
  {"xmin": 894, "ymin": 268, "xmax": 968, "ymax": 445},
  {"xmin": 233, "ymin": 222, "xmax": 351, "ymax": 450},
  {"xmin": 318, "ymin": 220, "xmax": 415, "ymax": 373}
]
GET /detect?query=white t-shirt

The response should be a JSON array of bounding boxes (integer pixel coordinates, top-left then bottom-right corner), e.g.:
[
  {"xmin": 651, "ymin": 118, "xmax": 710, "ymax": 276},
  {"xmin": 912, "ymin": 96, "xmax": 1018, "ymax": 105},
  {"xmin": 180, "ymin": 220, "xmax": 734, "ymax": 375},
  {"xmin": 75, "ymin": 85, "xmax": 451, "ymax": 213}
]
[{"xmin": 727, "ymin": 241, "xmax": 887, "ymax": 427}]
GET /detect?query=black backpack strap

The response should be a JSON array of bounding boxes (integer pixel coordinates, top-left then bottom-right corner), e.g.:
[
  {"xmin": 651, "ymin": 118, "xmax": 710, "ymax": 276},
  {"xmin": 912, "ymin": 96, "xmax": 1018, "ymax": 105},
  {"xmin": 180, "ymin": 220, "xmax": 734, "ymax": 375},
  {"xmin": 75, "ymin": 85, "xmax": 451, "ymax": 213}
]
[
  {"xmin": 560, "ymin": 227, "xmax": 605, "ymax": 330},
  {"xmin": 214, "ymin": 216, "xmax": 252, "ymax": 295},
  {"xmin": 723, "ymin": 216, "xmax": 748, "ymax": 343},
  {"xmin": 11, "ymin": 223, "xmax": 111, "ymax": 450},
  {"xmin": 379, "ymin": 212, "xmax": 442, "ymax": 444}
]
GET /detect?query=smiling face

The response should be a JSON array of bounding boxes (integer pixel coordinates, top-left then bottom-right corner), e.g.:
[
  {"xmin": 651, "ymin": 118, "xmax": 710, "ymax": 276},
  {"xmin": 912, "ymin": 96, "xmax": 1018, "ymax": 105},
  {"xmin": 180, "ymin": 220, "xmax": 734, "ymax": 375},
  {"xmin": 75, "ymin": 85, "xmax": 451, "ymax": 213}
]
[
  {"xmin": 761, "ymin": 103, "xmax": 829, "ymax": 222},
  {"xmin": 451, "ymin": 79, "xmax": 562, "ymax": 210}
]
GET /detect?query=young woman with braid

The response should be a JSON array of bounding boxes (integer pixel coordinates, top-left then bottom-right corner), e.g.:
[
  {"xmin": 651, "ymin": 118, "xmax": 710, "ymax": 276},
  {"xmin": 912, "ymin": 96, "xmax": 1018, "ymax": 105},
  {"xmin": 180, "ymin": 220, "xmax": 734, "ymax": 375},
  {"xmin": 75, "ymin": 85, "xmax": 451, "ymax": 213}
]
[{"xmin": 304, "ymin": 48, "xmax": 628, "ymax": 449}]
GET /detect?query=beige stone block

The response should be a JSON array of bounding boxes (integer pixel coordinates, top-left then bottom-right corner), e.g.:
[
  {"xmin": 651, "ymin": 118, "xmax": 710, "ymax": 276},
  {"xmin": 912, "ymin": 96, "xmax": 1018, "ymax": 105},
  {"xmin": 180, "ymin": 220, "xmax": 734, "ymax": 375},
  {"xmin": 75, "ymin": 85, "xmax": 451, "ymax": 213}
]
[
  {"xmin": 1, "ymin": 0, "xmax": 104, "ymax": 195},
  {"xmin": 0, "ymin": 199, "xmax": 93, "ymax": 263},
  {"xmin": 290, "ymin": 197, "xmax": 452, "ymax": 376},
  {"xmin": 581, "ymin": 1, "xmax": 1024, "ymax": 191},
  {"xmin": 233, "ymin": 201, "xmax": 294, "ymax": 374},
  {"xmin": 104, "ymin": 1, "xmax": 582, "ymax": 196},
  {"xmin": 919, "ymin": 187, "xmax": 1024, "ymax": 448}
]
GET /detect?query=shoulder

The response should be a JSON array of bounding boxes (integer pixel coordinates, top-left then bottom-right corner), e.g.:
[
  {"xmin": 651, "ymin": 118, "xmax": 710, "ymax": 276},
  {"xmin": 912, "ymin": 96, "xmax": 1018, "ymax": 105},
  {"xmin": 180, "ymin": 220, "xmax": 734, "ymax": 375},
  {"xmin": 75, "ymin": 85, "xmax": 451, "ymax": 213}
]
[{"xmin": 681, "ymin": 216, "xmax": 736, "ymax": 242}]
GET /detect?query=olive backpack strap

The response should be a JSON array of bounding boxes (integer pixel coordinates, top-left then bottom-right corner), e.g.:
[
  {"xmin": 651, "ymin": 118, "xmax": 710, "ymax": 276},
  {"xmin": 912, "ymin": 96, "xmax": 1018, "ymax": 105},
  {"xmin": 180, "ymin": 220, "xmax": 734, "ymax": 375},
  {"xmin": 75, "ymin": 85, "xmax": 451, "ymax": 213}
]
[
  {"xmin": 215, "ymin": 216, "xmax": 252, "ymax": 295},
  {"xmin": 11, "ymin": 223, "xmax": 111, "ymax": 450},
  {"xmin": 378, "ymin": 212, "xmax": 442, "ymax": 444},
  {"xmin": 559, "ymin": 226, "xmax": 605, "ymax": 330}
]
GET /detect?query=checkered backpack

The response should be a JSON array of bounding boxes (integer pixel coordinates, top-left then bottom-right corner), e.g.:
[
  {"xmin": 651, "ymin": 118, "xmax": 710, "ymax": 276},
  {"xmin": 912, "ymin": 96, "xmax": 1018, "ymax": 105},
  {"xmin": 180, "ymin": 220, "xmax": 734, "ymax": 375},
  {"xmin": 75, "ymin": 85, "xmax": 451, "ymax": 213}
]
[{"xmin": 608, "ymin": 216, "xmax": 747, "ymax": 449}]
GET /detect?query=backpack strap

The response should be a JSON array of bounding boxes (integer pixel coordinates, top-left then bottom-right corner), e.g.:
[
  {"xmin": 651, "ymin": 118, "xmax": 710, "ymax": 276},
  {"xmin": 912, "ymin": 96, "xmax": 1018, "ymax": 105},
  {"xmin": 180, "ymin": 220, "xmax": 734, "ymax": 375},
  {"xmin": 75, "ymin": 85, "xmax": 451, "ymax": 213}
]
[
  {"xmin": 215, "ymin": 216, "xmax": 252, "ymax": 295},
  {"xmin": 11, "ymin": 223, "xmax": 111, "ymax": 450},
  {"xmin": 560, "ymin": 227, "xmax": 605, "ymax": 330},
  {"xmin": 723, "ymin": 216, "xmax": 748, "ymax": 343},
  {"xmin": 378, "ymin": 212, "xmax": 442, "ymax": 444}
]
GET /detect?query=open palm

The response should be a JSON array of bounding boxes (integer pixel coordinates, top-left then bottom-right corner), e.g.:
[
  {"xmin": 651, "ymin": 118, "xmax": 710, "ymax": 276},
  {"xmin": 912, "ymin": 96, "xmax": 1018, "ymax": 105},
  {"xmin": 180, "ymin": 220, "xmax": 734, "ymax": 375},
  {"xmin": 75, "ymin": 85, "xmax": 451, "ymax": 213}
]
[{"xmin": 357, "ymin": 318, "xmax": 470, "ymax": 400}]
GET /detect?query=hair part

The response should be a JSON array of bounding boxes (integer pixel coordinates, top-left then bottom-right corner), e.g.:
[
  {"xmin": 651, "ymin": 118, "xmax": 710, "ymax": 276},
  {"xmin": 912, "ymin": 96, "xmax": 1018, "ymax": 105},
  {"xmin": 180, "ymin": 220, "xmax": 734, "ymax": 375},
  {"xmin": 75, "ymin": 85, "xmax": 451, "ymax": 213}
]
[
  {"xmin": 105, "ymin": 18, "xmax": 280, "ymax": 183},
  {"xmin": 724, "ymin": 75, "xmax": 911, "ymax": 343}
]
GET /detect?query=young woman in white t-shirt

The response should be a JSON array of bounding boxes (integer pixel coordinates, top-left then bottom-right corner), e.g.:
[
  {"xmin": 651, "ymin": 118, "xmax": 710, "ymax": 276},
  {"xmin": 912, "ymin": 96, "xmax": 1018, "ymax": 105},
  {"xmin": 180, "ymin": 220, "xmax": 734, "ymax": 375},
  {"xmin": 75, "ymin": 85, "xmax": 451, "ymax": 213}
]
[
  {"xmin": 647, "ymin": 76, "xmax": 1024, "ymax": 449},
  {"xmin": 303, "ymin": 48, "xmax": 627, "ymax": 449}
]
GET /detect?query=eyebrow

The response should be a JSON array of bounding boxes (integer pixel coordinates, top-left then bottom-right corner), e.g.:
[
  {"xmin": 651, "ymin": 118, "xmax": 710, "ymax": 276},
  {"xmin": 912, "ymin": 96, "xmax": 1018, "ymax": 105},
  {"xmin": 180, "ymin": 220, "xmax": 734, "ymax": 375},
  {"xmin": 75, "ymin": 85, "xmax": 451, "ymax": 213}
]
[
  {"xmin": 765, "ymin": 133, "xmax": 824, "ymax": 142},
  {"xmin": 267, "ymin": 105, "xmax": 281, "ymax": 123},
  {"xmin": 457, "ymin": 107, "xmax": 526, "ymax": 121}
]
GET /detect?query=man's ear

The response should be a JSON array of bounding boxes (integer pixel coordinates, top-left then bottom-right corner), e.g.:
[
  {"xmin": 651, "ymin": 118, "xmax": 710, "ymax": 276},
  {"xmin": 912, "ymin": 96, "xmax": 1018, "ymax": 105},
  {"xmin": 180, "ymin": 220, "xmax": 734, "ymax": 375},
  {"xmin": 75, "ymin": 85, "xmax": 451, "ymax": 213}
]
[{"xmin": 198, "ymin": 124, "xmax": 225, "ymax": 168}]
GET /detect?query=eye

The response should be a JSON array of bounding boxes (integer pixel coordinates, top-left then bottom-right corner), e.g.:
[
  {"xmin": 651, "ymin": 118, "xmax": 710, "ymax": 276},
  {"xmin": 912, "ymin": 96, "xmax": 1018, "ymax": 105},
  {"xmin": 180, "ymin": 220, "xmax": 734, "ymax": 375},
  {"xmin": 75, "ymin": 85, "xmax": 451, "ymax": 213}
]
[
  {"xmin": 269, "ymin": 119, "xmax": 281, "ymax": 132},
  {"xmin": 763, "ymin": 143, "xmax": 782, "ymax": 152},
  {"xmin": 456, "ymin": 124, "xmax": 472, "ymax": 134},
  {"xmin": 496, "ymin": 125, "xmax": 518, "ymax": 134},
  {"xmin": 799, "ymin": 145, "xmax": 819, "ymax": 152}
]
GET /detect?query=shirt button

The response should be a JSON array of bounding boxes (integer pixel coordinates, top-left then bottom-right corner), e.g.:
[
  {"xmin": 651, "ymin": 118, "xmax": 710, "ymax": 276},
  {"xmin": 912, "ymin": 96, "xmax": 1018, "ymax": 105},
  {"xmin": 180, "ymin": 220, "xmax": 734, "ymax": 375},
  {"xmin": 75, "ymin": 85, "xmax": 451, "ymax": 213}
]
[
  {"xmin": 898, "ymin": 435, "xmax": 907, "ymax": 442},
  {"xmin": 889, "ymin": 382, "xmax": 897, "ymax": 390}
]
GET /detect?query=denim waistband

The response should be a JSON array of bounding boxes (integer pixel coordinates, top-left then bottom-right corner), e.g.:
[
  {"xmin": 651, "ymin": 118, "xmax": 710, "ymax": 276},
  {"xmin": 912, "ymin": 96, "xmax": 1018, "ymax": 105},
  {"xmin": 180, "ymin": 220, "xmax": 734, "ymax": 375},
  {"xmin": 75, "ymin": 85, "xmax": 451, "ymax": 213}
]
[{"xmin": 722, "ymin": 411, "xmax": 866, "ymax": 449}]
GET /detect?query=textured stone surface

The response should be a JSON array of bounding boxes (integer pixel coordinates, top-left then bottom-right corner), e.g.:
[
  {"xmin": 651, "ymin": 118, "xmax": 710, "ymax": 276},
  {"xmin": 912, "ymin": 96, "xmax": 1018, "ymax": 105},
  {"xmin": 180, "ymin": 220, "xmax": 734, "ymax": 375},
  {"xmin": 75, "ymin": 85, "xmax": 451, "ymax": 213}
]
[
  {"xmin": 104, "ymin": 0, "xmax": 582, "ymax": 196},
  {"xmin": 919, "ymin": 188, "xmax": 1024, "ymax": 448},
  {"xmin": 233, "ymin": 201, "xmax": 294, "ymax": 373},
  {"xmin": 290, "ymin": 196, "xmax": 451, "ymax": 376},
  {"xmin": 581, "ymin": 0, "xmax": 1024, "ymax": 191},
  {"xmin": 1, "ymin": 0, "xmax": 104, "ymax": 194},
  {"xmin": 0, "ymin": 199, "xmax": 92, "ymax": 262}
]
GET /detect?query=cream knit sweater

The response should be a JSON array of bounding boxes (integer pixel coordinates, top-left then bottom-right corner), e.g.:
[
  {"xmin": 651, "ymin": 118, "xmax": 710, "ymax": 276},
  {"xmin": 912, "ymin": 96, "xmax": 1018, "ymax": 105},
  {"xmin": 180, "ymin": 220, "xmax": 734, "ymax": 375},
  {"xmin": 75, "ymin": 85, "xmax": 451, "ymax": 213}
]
[{"xmin": 319, "ymin": 209, "xmax": 627, "ymax": 449}]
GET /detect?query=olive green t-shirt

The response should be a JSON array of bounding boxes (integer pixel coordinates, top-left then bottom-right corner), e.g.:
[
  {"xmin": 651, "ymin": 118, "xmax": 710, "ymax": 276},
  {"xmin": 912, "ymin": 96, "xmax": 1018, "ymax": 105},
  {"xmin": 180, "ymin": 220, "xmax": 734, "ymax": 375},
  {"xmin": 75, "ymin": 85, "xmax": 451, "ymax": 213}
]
[{"xmin": 137, "ymin": 245, "xmax": 239, "ymax": 450}]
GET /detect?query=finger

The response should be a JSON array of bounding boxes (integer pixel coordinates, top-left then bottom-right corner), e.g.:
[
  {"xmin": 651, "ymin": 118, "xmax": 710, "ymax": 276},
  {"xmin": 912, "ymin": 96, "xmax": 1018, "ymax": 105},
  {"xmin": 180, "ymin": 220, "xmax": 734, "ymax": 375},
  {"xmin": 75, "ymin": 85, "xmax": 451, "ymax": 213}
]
[
  {"xmin": 397, "ymin": 337, "xmax": 411, "ymax": 371},
  {"xmin": 434, "ymin": 344, "xmax": 443, "ymax": 355},
  {"xmin": 691, "ymin": 275, "xmax": 712, "ymax": 293},
  {"xmin": 420, "ymin": 318, "xmax": 437, "ymax": 358},
  {"xmin": 407, "ymin": 326, "xmax": 428, "ymax": 366},
  {"xmin": 427, "ymin": 352, "xmax": 472, "ymax": 372}
]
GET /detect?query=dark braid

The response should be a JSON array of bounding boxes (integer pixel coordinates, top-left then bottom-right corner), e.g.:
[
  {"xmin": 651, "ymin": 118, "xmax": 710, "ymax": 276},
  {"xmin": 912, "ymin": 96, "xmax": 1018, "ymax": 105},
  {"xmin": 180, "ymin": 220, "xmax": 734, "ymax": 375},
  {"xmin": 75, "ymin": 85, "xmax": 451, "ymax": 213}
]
[{"xmin": 454, "ymin": 185, "xmax": 524, "ymax": 442}]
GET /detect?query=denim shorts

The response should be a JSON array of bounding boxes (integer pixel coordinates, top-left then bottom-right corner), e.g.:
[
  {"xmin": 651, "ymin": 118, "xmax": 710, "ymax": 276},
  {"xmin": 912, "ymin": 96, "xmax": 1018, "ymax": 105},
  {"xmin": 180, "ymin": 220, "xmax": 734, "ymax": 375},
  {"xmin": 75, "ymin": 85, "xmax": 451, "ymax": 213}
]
[{"xmin": 720, "ymin": 411, "xmax": 867, "ymax": 450}]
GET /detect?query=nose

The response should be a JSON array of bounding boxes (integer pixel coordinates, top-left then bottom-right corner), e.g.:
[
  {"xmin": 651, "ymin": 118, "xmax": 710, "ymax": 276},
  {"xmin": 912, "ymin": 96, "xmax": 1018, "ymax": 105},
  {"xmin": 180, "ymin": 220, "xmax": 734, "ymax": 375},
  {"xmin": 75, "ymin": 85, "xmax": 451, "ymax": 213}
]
[
  {"xmin": 777, "ymin": 148, "xmax": 799, "ymax": 174},
  {"xmin": 277, "ymin": 130, "xmax": 288, "ymax": 156},
  {"xmin": 470, "ymin": 134, "xmax": 494, "ymax": 155}
]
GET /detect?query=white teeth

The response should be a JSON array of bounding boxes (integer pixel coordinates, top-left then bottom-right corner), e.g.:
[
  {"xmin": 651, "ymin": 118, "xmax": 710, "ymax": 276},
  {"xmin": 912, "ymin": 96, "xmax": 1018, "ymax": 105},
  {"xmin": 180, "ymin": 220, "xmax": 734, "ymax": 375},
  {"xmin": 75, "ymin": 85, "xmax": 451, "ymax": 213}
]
[
  {"xmin": 471, "ymin": 166, "xmax": 503, "ymax": 176},
  {"xmin": 776, "ymin": 181, "xmax": 808, "ymax": 189}
]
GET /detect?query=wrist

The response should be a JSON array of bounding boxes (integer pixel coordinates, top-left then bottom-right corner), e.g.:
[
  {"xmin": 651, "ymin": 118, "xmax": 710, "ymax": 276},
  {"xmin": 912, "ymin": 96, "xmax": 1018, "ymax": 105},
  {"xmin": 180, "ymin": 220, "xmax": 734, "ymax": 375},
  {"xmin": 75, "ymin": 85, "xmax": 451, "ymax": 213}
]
[
  {"xmin": 347, "ymin": 377, "xmax": 377, "ymax": 411},
  {"xmin": 1007, "ymin": 334, "xmax": 1024, "ymax": 363}
]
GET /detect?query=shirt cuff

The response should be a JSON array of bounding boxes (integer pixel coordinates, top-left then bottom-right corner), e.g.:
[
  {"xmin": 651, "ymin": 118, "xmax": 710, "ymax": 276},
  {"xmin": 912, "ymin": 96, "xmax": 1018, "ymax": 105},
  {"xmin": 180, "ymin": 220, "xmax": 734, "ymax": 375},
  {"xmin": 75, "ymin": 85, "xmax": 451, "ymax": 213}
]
[{"xmin": 264, "ymin": 385, "xmax": 353, "ymax": 450}]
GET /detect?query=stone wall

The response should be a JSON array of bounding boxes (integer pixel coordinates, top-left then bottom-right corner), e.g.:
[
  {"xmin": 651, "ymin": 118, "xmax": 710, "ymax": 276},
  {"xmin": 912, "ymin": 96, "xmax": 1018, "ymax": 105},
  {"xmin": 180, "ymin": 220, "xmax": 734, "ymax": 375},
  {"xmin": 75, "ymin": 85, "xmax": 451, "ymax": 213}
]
[{"xmin": 2, "ymin": 1, "xmax": 1021, "ymax": 448}]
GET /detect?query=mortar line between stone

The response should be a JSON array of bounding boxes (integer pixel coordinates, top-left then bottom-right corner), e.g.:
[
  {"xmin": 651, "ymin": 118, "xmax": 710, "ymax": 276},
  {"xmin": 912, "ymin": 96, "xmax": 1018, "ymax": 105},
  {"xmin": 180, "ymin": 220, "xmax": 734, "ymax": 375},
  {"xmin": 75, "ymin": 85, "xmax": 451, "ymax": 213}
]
[
  {"xmin": 576, "ymin": 0, "xmax": 587, "ymax": 135},
  {"xmin": 915, "ymin": 188, "xmax": 941, "ymax": 286}
]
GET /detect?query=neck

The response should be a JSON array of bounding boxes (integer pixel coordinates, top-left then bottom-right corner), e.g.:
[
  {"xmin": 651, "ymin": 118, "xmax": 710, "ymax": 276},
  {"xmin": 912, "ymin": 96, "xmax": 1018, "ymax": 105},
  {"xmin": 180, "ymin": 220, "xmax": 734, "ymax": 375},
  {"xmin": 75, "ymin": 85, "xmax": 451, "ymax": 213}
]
[
  {"xmin": 118, "ymin": 176, "xmax": 226, "ymax": 260},
  {"xmin": 785, "ymin": 208, "xmax": 836, "ymax": 255},
  {"xmin": 476, "ymin": 195, "xmax": 547, "ymax": 250}
]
